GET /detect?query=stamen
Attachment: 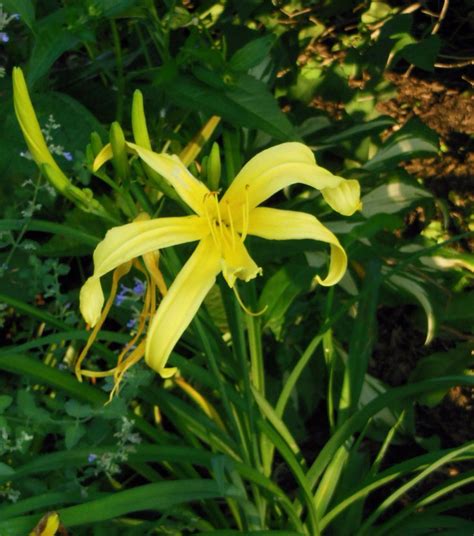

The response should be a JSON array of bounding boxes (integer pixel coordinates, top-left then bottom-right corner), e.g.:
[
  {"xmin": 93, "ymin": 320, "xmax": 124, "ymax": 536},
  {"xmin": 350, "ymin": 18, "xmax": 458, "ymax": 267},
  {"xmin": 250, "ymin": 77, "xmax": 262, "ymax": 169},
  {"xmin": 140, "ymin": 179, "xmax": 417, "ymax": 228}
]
[
  {"xmin": 240, "ymin": 185, "xmax": 250, "ymax": 243},
  {"xmin": 213, "ymin": 193, "xmax": 226, "ymax": 245},
  {"xmin": 204, "ymin": 192, "xmax": 220, "ymax": 249},
  {"xmin": 226, "ymin": 201, "xmax": 236, "ymax": 250},
  {"xmin": 75, "ymin": 262, "xmax": 131, "ymax": 382},
  {"xmin": 232, "ymin": 284, "xmax": 268, "ymax": 317}
]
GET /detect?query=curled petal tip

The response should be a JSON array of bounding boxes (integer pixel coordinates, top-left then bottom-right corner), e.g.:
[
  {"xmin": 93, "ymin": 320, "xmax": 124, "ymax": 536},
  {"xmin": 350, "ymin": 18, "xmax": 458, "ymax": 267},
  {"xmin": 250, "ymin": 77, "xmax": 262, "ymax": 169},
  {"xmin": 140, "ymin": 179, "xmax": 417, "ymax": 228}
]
[
  {"xmin": 79, "ymin": 277, "xmax": 104, "ymax": 327},
  {"xmin": 322, "ymin": 179, "xmax": 361, "ymax": 217}
]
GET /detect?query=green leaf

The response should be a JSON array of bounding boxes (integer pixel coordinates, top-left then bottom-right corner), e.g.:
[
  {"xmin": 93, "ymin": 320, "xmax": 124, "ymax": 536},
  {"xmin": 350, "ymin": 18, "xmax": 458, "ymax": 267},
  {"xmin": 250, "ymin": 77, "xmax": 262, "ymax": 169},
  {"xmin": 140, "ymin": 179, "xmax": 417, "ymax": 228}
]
[
  {"xmin": 229, "ymin": 35, "xmax": 275, "ymax": 72},
  {"xmin": 339, "ymin": 261, "xmax": 382, "ymax": 421},
  {"xmin": 314, "ymin": 116, "xmax": 395, "ymax": 148},
  {"xmin": 64, "ymin": 400, "xmax": 94, "ymax": 419},
  {"xmin": 259, "ymin": 263, "xmax": 314, "ymax": 340},
  {"xmin": 363, "ymin": 119, "xmax": 438, "ymax": 171},
  {"xmin": 361, "ymin": 178, "xmax": 432, "ymax": 218},
  {"xmin": 410, "ymin": 343, "xmax": 474, "ymax": 406},
  {"xmin": 386, "ymin": 272, "xmax": 437, "ymax": 345},
  {"xmin": 0, "ymin": 480, "xmax": 228, "ymax": 533},
  {"xmin": 0, "ymin": 395, "xmax": 13, "ymax": 413},
  {"xmin": 399, "ymin": 35, "xmax": 441, "ymax": 72},
  {"xmin": 361, "ymin": 1, "xmax": 394, "ymax": 24},
  {"xmin": 65, "ymin": 423, "xmax": 86, "ymax": 450},
  {"xmin": 0, "ymin": 463, "xmax": 15, "ymax": 477},
  {"xmin": 27, "ymin": 29, "xmax": 80, "ymax": 86},
  {"xmin": 162, "ymin": 72, "xmax": 297, "ymax": 141}
]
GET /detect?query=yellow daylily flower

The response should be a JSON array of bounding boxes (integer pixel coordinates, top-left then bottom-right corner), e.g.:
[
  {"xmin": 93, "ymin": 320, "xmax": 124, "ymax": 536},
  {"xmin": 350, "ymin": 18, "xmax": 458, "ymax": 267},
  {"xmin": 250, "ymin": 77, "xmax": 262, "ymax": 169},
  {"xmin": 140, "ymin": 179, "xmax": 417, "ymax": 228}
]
[{"xmin": 81, "ymin": 142, "xmax": 360, "ymax": 378}]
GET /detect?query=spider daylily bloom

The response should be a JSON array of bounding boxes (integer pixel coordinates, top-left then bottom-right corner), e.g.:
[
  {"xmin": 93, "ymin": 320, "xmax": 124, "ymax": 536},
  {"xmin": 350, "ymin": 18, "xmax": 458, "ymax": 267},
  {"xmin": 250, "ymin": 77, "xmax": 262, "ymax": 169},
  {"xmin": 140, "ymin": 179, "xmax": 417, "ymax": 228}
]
[{"xmin": 81, "ymin": 142, "xmax": 361, "ymax": 378}]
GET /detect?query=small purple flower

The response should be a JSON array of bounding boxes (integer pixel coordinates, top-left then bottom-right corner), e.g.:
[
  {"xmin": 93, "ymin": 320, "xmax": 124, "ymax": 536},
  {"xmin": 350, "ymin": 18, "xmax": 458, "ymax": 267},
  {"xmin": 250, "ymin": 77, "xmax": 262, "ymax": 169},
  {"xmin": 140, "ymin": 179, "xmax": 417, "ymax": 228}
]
[
  {"xmin": 0, "ymin": 32, "xmax": 9, "ymax": 43},
  {"xmin": 115, "ymin": 285, "xmax": 128, "ymax": 306},
  {"xmin": 62, "ymin": 151, "xmax": 73, "ymax": 161},
  {"xmin": 127, "ymin": 317, "xmax": 137, "ymax": 329},
  {"xmin": 88, "ymin": 453, "xmax": 97, "ymax": 463},
  {"xmin": 132, "ymin": 279, "xmax": 145, "ymax": 296}
]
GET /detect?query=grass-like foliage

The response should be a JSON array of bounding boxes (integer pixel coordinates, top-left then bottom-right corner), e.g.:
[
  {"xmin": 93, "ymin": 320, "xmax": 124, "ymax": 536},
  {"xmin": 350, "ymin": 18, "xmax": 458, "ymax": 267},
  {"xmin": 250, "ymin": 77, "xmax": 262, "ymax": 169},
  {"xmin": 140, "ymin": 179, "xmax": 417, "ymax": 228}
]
[{"xmin": 0, "ymin": 1, "xmax": 472, "ymax": 534}]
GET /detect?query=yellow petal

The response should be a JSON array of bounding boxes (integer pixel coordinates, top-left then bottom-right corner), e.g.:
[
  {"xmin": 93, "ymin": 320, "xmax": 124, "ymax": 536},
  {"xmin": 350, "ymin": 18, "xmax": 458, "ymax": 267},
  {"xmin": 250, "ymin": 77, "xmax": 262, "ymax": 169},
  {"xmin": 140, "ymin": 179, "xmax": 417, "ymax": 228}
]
[
  {"xmin": 222, "ymin": 142, "xmax": 341, "ymax": 211},
  {"xmin": 220, "ymin": 227, "xmax": 262, "ymax": 288},
  {"xmin": 29, "ymin": 511, "xmax": 60, "ymax": 536},
  {"xmin": 126, "ymin": 142, "xmax": 210, "ymax": 215},
  {"xmin": 92, "ymin": 143, "xmax": 114, "ymax": 172},
  {"xmin": 145, "ymin": 236, "xmax": 221, "ymax": 376},
  {"xmin": 12, "ymin": 67, "xmax": 69, "ymax": 189},
  {"xmin": 79, "ymin": 276, "xmax": 104, "ymax": 327},
  {"xmin": 245, "ymin": 207, "xmax": 347, "ymax": 286},
  {"xmin": 92, "ymin": 216, "xmax": 208, "ymax": 278},
  {"xmin": 322, "ymin": 179, "xmax": 362, "ymax": 216}
]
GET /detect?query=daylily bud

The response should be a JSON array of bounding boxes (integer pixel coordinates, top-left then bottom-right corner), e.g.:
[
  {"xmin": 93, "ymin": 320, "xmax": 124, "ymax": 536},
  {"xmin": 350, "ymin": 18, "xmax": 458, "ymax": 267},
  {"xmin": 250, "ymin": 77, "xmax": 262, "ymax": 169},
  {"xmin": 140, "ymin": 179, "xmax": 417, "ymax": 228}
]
[
  {"xmin": 90, "ymin": 132, "xmax": 103, "ymax": 156},
  {"xmin": 322, "ymin": 179, "xmax": 362, "ymax": 217},
  {"xmin": 12, "ymin": 67, "xmax": 69, "ymax": 189},
  {"xmin": 207, "ymin": 142, "xmax": 221, "ymax": 191},
  {"xmin": 131, "ymin": 89, "xmax": 151, "ymax": 149},
  {"xmin": 110, "ymin": 121, "xmax": 129, "ymax": 181}
]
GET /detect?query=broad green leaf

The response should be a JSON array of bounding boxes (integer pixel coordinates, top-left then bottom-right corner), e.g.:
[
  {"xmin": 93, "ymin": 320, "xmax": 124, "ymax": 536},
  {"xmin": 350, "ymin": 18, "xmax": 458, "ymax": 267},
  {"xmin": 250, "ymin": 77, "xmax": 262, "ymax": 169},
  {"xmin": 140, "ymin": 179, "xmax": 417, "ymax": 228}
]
[
  {"xmin": 229, "ymin": 35, "xmax": 275, "ymax": 72},
  {"xmin": 361, "ymin": 180, "xmax": 431, "ymax": 218},
  {"xmin": 259, "ymin": 263, "xmax": 314, "ymax": 340},
  {"xmin": 27, "ymin": 29, "xmax": 80, "ymax": 86},
  {"xmin": 363, "ymin": 119, "xmax": 438, "ymax": 171},
  {"xmin": 64, "ymin": 423, "xmax": 86, "ymax": 450},
  {"xmin": 410, "ymin": 343, "xmax": 473, "ymax": 407},
  {"xmin": 399, "ymin": 35, "xmax": 441, "ymax": 72},
  {"xmin": 162, "ymin": 72, "xmax": 297, "ymax": 141},
  {"xmin": 361, "ymin": 1, "xmax": 393, "ymax": 24}
]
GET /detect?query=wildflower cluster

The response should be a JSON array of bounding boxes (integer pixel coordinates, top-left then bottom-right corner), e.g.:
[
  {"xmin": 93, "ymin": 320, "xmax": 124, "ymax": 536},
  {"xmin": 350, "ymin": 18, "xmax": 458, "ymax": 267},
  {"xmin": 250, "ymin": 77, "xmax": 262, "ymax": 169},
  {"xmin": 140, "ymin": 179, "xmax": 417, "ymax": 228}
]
[
  {"xmin": 87, "ymin": 417, "xmax": 141, "ymax": 477},
  {"xmin": 20, "ymin": 114, "xmax": 73, "ymax": 163},
  {"xmin": 115, "ymin": 278, "xmax": 146, "ymax": 331}
]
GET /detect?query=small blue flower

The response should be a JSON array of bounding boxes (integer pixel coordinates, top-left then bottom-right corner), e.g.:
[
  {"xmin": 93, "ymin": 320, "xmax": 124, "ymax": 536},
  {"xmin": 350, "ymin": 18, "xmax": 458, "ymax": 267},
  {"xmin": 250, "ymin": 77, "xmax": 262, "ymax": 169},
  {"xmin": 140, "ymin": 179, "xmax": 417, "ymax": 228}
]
[
  {"xmin": 115, "ymin": 284, "xmax": 129, "ymax": 306},
  {"xmin": 62, "ymin": 151, "xmax": 73, "ymax": 161},
  {"xmin": 127, "ymin": 317, "xmax": 137, "ymax": 329},
  {"xmin": 132, "ymin": 279, "xmax": 145, "ymax": 296},
  {"xmin": 88, "ymin": 453, "xmax": 97, "ymax": 463},
  {"xmin": 0, "ymin": 32, "xmax": 9, "ymax": 43}
]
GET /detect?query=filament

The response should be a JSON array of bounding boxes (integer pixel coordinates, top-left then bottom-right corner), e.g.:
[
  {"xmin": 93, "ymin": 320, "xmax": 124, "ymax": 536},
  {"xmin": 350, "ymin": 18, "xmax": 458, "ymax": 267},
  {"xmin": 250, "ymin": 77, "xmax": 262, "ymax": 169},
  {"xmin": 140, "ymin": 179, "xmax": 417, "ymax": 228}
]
[{"xmin": 232, "ymin": 284, "xmax": 268, "ymax": 317}]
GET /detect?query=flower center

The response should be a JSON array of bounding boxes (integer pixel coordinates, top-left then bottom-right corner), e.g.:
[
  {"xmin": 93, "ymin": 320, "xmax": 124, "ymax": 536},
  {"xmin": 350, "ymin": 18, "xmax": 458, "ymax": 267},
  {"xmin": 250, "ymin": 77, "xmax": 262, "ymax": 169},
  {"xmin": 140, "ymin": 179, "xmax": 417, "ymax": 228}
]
[{"xmin": 203, "ymin": 191, "xmax": 249, "ymax": 253}]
